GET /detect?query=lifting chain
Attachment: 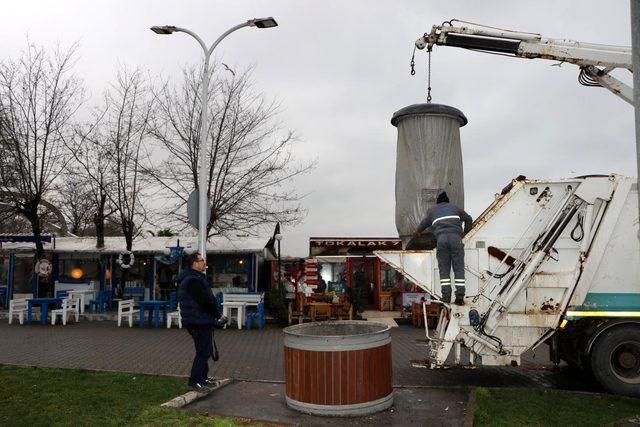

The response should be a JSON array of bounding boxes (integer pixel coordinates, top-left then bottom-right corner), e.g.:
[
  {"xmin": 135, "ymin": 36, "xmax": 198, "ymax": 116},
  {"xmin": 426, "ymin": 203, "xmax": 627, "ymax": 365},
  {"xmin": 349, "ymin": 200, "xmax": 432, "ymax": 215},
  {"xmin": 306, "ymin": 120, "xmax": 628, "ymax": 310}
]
[
  {"xmin": 409, "ymin": 44, "xmax": 433, "ymax": 103},
  {"xmin": 427, "ymin": 46, "xmax": 433, "ymax": 103}
]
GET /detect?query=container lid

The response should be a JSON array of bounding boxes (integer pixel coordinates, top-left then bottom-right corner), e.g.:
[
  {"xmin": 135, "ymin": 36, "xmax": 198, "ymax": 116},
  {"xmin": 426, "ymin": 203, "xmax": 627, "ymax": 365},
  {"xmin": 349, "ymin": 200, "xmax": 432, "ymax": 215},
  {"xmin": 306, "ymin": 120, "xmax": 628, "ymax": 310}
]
[
  {"xmin": 284, "ymin": 320, "xmax": 390, "ymax": 338},
  {"xmin": 391, "ymin": 103, "xmax": 468, "ymax": 127}
]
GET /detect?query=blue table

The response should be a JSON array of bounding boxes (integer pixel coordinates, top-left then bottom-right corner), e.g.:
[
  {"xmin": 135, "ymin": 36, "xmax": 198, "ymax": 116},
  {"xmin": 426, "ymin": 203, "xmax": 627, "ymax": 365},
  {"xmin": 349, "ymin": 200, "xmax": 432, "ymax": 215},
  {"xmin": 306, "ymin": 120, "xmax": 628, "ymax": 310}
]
[
  {"xmin": 138, "ymin": 300, "xmax": 168, "ymax": 328},
  {"xmin": 28, "ymin": 298, "xmax": 62, "ymax": 325}
]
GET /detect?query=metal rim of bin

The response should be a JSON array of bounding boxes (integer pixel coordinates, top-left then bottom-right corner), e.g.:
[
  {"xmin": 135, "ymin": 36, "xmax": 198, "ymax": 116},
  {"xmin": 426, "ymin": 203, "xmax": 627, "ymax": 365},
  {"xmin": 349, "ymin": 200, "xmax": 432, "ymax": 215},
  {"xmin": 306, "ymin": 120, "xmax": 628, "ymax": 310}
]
[
  {"xmin": 285, "ymin": 393, "xmax": 394, "ymax": 417},
  {"xmin": 283, "ymin": 320, "xmax": 391, "ymax": 352},
  {"xmin": 390, "ymin": 103, "xmax": 468, "ymax": 127}
]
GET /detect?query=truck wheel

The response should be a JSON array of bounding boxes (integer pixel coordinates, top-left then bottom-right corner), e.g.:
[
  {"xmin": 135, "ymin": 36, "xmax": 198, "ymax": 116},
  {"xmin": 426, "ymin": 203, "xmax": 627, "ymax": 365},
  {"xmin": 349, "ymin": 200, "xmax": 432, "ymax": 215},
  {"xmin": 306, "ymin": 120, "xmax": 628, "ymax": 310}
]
[{"xmin": 590, "ymin": 325, "xmax": 640, "ymax": 397}]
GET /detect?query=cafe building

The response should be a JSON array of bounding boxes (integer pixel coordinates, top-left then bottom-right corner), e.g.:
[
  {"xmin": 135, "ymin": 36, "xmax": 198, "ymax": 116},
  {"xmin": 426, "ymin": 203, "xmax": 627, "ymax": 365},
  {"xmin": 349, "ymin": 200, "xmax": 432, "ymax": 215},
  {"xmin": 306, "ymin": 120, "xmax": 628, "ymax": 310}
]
[
  {"xmin": 0, "ymin": 234, "xmax": 275, "ymax": 301},
  {"xmin": 306, "ymin": 237, "xmax": 420, "ymax": 311}
]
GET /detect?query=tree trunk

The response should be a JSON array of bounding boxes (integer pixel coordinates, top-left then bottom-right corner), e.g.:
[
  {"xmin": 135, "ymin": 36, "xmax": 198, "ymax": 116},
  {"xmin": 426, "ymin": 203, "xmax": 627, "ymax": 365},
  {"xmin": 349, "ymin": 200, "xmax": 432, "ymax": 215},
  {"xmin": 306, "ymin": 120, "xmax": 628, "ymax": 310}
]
[
  {"xmin": 29, "ymin": 215, "xmax": 44, "ymax": 259},
  {"xmin": 94, "ymin": 194, "xmax": 107, "ymax": 249},
  {"xmin": 21, "ymin": 199, "xmax": 44, "ymax": 298},
  {"xmin": 22, "ymin": 198, "xmax": 44, "ymax": 259}
]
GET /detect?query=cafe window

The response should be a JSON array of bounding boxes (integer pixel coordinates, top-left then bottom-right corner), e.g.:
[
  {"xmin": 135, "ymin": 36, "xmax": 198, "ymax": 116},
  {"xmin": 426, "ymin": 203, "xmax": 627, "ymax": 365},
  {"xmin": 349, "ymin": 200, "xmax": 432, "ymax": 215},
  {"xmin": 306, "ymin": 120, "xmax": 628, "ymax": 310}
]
[
  {"xmin": 381, "ymin": 263, "xmax": 414, "ymax": 292},
  {"xmin": 381, "ymin": 265, "xmax": 397, "ymax": 292},
  {"xmin": 318, "ymin": 262, "xmax": 346, "ymax": 295},
  {"xmin": 59, "ymin": 256, "xmax": 99, "ymax": 282},
  {"xmin": 122, "ymin": 257, "xmax": 148, "ymax": 287},
  {"xmin": 208, "ymin": 254, "xmax": 250, "ymax": 289},
  {"xmin": 12, "ymin": 254, "xmax": 34, "ymax": 294}
]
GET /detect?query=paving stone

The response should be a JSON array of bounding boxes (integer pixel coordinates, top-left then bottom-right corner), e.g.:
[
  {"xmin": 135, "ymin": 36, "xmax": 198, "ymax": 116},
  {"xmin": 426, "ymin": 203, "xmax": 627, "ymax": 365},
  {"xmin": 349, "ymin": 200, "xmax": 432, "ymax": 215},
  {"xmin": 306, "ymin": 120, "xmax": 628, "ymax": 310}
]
[{"xmin": 0, "ymin": 321, "xmax": 601, "ymax": 391}]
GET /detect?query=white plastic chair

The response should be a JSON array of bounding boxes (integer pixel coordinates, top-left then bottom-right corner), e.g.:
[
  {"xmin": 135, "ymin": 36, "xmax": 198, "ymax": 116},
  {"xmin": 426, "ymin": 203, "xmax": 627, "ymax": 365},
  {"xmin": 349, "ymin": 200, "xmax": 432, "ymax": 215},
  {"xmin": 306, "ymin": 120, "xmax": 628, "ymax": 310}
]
[
  {"xmin": 51, "ymin": 298, "xmax": 80, "ymax": 325},
  {"xmin": 167, "ymin": 304, "xmax": 182, "ymax": 329},
  {"xmin": 117, "ymin": 299, "xmax": 139, "ymax": 327},
  {"xmin": 8, "ymin": 298, "xmax": 28, "ymax": 325}
]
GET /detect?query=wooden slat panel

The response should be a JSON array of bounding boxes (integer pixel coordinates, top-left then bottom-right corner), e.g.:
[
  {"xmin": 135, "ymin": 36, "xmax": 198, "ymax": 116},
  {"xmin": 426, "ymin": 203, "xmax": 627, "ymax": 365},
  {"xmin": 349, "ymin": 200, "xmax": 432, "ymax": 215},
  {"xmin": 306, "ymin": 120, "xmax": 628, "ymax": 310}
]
[
  {"xmin": 318, "ymin": 351, "xmax": 324, "ymax": 404},
  {"xmin": 333, "ymin": 351, "xmax": 341, "ymax": 405},
  {"xmin": 340, "ymin": 351, "xmax": 348, "ymax": 405},
  {"xmin": 369, "ymin": 346, "xmax": 376, "ymax": 402},
  {"xmin": 284, "ymin": 347, "xmax": 290, "ymax": 396},
  {"xmin": 285, "ymin": 344, "xmax": 393, "ymax": 405},
  {"xmin": 348, "ymin": 351, "xmax": 357, "ymax": 404}
]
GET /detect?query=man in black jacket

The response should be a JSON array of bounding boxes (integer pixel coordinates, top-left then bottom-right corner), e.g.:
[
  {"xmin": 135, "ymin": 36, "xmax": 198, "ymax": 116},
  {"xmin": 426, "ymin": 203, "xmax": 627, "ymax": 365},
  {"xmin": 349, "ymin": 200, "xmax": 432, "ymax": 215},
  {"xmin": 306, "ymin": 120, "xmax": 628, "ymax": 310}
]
[
  {"xmin": 414, "ymin": 192, "xmax": 473, "ymax": 305},
  {"xmin": 178, "ymin": 252, "xmax": 225, "ymax": 392}
]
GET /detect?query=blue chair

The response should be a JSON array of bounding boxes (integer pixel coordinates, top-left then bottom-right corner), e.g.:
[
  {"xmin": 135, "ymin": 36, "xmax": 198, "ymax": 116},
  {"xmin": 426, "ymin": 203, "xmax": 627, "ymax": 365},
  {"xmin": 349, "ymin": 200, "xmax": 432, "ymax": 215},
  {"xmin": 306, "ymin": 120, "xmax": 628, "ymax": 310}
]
[
  {"xmin": 0, "ymin": 286, "xmax": 7, "ymax": 308},
  {"xmin": 89, "ymin": 290, "xmax": 113, "ymax": 313},
  {"xmin": 246, "ymin": 302, "xmax": 265, "ymax": 330},
  {"xmin": 55, "ymin": 290, "xmax": 69, "ymax": 299},
  {"xmin": 215, "ymin": 292, "xmax": 223, "ymax": 313},
  {"xmin": 168, "ymin": 290, "xmax": 176, "ymax": 311}
]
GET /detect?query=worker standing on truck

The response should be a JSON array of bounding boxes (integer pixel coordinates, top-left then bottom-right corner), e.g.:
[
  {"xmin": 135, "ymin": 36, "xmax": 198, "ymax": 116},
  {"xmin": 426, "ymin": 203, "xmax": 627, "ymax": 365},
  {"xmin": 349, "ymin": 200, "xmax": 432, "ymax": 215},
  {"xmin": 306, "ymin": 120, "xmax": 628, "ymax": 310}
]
[{"xmin": 414, "ymin": 192, "xmax": 472, "ymax": 305}]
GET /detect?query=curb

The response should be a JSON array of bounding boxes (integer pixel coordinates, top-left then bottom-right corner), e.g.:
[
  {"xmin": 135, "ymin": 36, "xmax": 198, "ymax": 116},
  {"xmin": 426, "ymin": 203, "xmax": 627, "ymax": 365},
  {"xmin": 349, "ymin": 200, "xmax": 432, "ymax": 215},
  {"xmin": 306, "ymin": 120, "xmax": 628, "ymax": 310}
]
[
  {"xmin": 464, "ymin": 389, "xmax": 476, "ymax": 427},
  {"xmin": 161, "ymin": 378, "xmax": 232, "ymax": 408}
]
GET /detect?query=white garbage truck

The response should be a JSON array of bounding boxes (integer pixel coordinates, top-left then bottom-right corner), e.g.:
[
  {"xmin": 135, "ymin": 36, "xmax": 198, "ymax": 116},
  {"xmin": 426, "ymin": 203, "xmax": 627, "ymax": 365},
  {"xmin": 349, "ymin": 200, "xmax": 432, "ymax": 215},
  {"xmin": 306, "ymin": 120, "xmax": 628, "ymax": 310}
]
[
  {"xmin": 377, "ymin": 20, "xmax": 639, "ymax": 397},
  {"xmin": 377, "ymin": 174, "xmax": 640, "ymax": 396}
]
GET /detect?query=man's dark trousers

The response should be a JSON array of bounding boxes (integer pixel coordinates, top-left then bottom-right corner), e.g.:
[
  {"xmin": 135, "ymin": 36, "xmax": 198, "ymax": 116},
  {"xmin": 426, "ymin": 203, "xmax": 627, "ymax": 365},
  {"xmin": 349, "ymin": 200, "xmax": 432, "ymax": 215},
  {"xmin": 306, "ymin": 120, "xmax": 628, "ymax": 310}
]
[
  {"xmin": 187, "ymin": 325, "xmax": 213, "ymax": 386},
  {"xmin": 436, "ymin": 233, "xmax": 466, "ymax": 303}
]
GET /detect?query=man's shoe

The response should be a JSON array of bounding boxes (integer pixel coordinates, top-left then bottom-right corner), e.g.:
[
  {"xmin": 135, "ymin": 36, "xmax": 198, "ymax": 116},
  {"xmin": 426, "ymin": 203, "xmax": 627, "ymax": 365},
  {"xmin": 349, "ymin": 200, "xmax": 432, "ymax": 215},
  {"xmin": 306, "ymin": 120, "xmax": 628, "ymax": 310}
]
[
  {"xmin": 189, "ymin": 383, "xmax": 212, "ymax": 394},
  {"xmin": 454, "ymin": 295, "xmax": 465, "ymax": 306},
  {"xmin": 441, "ymin": 285, "xmax": 452, "ymax": 304},
  {"xmin": 205, "ymin": 377, "xmax": 217, "ymax": 386}
]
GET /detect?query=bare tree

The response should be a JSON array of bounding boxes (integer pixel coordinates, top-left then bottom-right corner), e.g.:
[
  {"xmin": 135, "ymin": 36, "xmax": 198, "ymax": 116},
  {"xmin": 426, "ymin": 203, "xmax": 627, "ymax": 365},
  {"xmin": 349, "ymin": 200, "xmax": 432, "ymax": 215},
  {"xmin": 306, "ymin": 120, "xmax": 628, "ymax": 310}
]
[
  {"xmin": 65, "ymin": 109, "xmax": 118, "ymax": 247},
  {"xmin": 147, "ymin": 64, "xmax": 313, "ymax": 238},
  {"xmin": 54, "ymin": 169, "xmax": 95, "ymax": 236},
  {"xmin": 94, "ymin": 67, "xmax": 153, "ymax": 252},
  {"xmin": 0, "ymin": 42, "xmax": 83, "ymax": 256}
]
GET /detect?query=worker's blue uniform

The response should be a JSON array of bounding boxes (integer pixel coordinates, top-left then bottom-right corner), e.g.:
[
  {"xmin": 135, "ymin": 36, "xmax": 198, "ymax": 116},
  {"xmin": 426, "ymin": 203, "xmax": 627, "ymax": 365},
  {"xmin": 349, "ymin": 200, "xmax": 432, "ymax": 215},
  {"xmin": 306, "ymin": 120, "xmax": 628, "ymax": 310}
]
[{"xmin": 416, "ymin": 193, "xmax": 472, "ymax": 304}]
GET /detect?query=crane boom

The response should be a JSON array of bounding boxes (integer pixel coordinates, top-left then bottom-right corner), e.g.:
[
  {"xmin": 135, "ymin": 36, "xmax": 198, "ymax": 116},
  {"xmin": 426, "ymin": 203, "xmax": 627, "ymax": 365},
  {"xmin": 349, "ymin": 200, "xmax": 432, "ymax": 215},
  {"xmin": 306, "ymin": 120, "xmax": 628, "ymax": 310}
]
[{"xmin": 416, "ymin": 20, "xmax": 633, "ymax": 104}]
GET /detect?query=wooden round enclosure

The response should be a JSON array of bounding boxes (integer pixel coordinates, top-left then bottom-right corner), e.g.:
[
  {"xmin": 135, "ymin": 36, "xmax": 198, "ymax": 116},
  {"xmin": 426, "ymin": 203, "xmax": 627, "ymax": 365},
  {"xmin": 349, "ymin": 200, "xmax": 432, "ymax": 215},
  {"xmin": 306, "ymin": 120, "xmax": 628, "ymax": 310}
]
[{"xmin": 283, "ymin": 321, "xmax": 393, "ymax": 416}]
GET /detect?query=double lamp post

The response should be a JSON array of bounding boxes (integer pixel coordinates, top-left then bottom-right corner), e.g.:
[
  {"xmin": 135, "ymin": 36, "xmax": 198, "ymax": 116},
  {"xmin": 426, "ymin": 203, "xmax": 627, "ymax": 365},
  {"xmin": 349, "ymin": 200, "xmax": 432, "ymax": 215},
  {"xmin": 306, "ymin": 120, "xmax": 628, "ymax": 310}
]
[{"xmin": 151, "ymin": 17, "xmax": 278, "ymax": 259}]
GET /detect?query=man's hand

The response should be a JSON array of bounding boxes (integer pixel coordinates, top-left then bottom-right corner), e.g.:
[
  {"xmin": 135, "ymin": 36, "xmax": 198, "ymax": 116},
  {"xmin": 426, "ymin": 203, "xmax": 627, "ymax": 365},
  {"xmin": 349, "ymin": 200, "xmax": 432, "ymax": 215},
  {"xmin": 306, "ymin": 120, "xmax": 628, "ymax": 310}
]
[{"xmin": 220, "ymin": 315, "xmax": 227, "ymax": 322}]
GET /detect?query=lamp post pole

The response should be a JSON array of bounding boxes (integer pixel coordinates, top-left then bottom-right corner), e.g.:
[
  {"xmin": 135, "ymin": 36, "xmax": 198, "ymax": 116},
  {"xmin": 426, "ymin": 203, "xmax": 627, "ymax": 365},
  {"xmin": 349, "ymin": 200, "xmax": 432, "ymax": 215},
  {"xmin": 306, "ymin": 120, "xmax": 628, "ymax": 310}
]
[
  {"xmin": 275, "ymin": 232, "xmax": 283, "ymax": 298},
  {"xmin": 151, "ymin": 18, "xmax": 278, "ymax": 258}
]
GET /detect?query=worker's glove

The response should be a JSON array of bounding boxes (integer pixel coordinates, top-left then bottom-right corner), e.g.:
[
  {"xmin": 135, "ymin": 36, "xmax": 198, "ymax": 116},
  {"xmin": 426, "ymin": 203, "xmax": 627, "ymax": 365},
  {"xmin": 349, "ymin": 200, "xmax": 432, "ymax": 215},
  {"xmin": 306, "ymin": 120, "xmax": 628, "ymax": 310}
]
[{"xmin": 413, "ymin": 230, "xmax": 421, "ymax": 238}]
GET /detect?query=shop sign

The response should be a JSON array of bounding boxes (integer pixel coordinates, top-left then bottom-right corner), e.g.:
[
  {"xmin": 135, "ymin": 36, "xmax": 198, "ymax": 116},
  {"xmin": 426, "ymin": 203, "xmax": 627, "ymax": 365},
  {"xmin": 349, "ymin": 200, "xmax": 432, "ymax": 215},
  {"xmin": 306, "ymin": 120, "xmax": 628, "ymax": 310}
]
[{"xmin": 310, "ymin": 239, "xmax": 401, "ymax": 249}]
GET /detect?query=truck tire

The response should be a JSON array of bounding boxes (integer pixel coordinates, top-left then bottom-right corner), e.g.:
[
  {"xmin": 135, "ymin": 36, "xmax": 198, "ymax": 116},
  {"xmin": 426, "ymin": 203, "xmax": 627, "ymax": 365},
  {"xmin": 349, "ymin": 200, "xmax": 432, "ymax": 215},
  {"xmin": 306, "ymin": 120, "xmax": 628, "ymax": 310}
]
[{"xmin": 590, "ymin": 325, "xmax": 640, "ymax": 397}]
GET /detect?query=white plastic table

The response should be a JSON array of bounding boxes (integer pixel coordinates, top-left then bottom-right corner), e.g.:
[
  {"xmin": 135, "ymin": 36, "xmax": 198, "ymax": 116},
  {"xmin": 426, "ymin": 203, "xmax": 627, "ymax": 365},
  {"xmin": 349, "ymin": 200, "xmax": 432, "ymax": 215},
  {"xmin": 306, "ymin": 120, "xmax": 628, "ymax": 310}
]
[
  {"xmin": 221, "ymin": 301, "xmax": 247, "ymax": 330},
  {"xmin": 67, "ymin": 290, "xmax": 94, "ymax": 314}
]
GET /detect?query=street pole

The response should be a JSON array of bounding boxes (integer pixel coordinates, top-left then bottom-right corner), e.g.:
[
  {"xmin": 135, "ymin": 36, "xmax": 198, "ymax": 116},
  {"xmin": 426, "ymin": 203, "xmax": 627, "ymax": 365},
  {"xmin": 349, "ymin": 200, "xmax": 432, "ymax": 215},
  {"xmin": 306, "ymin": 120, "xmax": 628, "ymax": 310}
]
[
  {"xmin": 631, "ymin": 1, "xmax": 640, "ymax": 240},
  {"xmin": 278, "ymin": 238, "xmax": 282, "ymax": 296},
  {"xmin": 151, "ymin": 18, "xmax": 278, "ymax": 259}
]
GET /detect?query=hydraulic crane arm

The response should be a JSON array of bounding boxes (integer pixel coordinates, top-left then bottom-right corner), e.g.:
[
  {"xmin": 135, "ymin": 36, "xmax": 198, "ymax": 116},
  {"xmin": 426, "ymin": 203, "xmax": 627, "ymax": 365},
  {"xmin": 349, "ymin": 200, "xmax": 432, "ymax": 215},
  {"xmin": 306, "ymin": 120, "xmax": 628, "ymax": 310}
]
[{"xmin": 416, "ymin": 20, "xmax": 634, "ymax": 104}]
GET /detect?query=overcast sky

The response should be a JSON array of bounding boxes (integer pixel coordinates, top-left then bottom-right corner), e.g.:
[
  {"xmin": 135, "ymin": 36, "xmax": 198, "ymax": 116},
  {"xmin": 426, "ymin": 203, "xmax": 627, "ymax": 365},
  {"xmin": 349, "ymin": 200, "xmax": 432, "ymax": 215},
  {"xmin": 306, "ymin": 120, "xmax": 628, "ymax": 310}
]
[{"xmin": 2, "ymin": 1, "xmax": 636, "ymax": 256}]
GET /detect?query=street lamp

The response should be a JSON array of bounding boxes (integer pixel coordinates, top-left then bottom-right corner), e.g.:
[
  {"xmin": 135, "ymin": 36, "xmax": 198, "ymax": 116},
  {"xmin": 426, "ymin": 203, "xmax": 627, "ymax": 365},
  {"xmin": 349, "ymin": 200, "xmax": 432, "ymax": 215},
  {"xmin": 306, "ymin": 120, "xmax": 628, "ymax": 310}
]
[
  {"xmin": 150, "ymin": 18, "xmax": 278, "ymax": 259},
  {"xmin": 275, "ymin": 232, "xmax": 283, "ymax": 297}
]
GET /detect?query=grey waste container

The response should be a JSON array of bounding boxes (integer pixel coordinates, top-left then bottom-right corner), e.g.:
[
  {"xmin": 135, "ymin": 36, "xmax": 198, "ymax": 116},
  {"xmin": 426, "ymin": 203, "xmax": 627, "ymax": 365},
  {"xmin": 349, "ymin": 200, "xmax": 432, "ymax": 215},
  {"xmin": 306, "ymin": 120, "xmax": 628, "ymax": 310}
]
[{"xmin": 391, "ymin": 103, "xmax": 468, "ymax": 248}]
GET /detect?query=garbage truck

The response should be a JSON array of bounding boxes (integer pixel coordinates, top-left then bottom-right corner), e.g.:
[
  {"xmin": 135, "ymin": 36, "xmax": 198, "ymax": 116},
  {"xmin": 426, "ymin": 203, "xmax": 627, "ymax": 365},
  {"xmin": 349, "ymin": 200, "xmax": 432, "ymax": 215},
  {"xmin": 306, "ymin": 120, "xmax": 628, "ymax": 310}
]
[
  {"xmin": 376, "ymin": 174, "xmax": 640, "ymax": 397},
  {"xmin": 376, "ymin": 21, "xmax": 639, "ymax": 397}
]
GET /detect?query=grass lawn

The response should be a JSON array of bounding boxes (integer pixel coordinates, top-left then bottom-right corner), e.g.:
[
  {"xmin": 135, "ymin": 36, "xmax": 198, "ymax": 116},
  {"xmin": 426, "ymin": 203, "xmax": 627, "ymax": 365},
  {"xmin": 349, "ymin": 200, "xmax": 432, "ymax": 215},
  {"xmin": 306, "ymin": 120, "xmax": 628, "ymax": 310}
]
[
  {"xmin": 0, "ymin": 365, "xmax": 261, "ymax": 426},
  {"xmin": 473, "ymin": 387, "xmax": 640, "ymax": 427}
]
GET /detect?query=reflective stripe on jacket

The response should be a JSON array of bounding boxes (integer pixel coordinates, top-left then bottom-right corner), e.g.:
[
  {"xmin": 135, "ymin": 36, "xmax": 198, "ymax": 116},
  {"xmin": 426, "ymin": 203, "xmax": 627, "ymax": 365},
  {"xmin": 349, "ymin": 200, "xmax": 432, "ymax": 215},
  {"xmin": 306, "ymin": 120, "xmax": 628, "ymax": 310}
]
[{"xmin": 417, "ymin": 202, "xmax": 473, "ymax": 240}]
